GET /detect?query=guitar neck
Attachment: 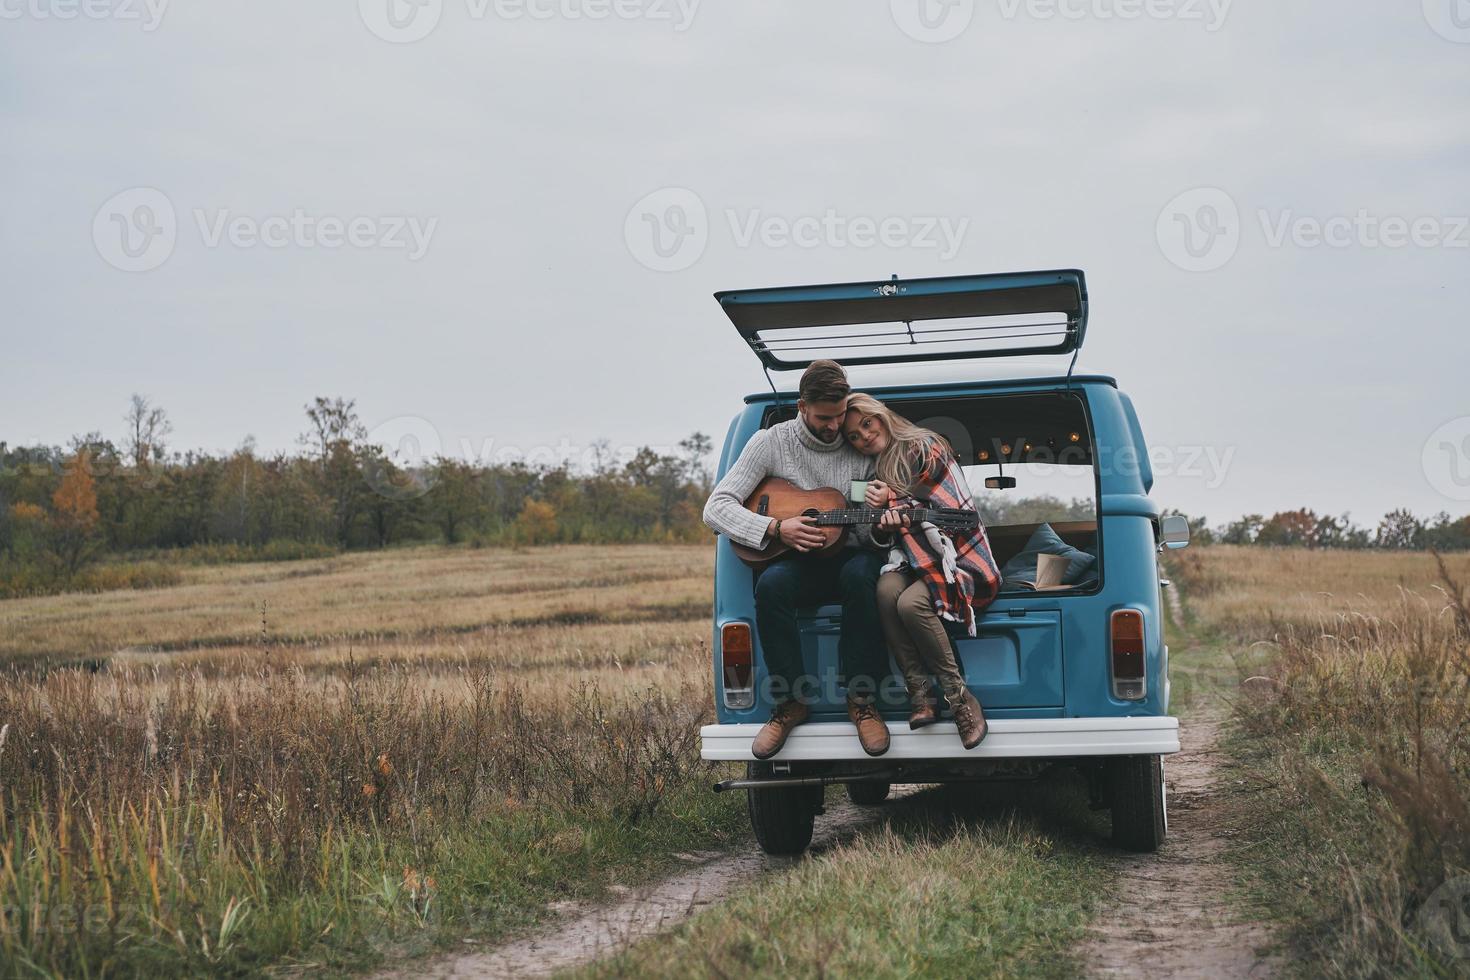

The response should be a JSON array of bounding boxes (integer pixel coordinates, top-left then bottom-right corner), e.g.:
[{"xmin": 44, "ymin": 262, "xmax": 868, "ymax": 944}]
[{"xmin": 814, "ymin": 508, "xmax": 948, "ymax": 526}]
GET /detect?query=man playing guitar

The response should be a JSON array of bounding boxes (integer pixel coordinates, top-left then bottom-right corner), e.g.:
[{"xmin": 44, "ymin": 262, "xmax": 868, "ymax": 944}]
[{"xmin": 702, "ymin": 360, "xmax": 892, "ymax": 760}]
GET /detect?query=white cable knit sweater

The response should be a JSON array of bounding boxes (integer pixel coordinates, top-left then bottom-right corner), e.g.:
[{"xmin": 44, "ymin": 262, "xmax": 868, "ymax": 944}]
[{"xmin": 702, "ymin": 418, "xmax": 878, "ymax": 550}]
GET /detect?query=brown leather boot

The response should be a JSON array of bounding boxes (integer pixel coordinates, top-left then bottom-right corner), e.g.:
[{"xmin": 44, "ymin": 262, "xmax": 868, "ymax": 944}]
[
  {"xmin": 751, "ymin": 700, "xmax": 809, "ymax": 760},
  {"xmin": 908, "ymin": 681, "xmax": 939, "ymax": 730},
  {"xmin": 950, "ymin": 688, "xmax": 987, "ymax": 750},
  {"xmin": 847, "ymin": 698, "xmax": 890, "ymax": 757}
]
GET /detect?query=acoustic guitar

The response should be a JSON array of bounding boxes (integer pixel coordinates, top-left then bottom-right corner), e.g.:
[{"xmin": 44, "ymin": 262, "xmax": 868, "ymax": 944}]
[{"xmin": 730, "ymin": 477, "xmax": 979, "ymax": 569}]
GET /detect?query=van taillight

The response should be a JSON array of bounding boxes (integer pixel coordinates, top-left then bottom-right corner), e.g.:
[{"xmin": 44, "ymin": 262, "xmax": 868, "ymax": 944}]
[
  {"xmin": 721, "ymin": 623, "xmax": 755, "ymax": 709},
  {"xmin": 1110, "ymin": 609, "xmax": 1146, "ymax": 701}
]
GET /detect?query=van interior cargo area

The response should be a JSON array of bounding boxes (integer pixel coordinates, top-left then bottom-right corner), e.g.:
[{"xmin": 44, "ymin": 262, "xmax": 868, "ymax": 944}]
[{"xmin": 762, "ymin": 388, "xmax": 1100, "ymax": 594}]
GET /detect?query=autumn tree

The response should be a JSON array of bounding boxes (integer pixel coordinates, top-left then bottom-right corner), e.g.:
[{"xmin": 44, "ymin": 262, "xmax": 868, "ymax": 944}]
[
  {"xmin": 515, "ymin": 499, "xmax": 559, "ymax": 545},
  {"xmin": 52, "ymin": 450, "xmax": 101, "ymax": 574}
]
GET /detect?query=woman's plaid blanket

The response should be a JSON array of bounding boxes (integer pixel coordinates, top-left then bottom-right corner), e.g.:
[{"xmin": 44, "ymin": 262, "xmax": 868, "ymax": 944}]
[{"xmin": 880, "ymin": 439, "xmax": 1002, "ymax": 636}]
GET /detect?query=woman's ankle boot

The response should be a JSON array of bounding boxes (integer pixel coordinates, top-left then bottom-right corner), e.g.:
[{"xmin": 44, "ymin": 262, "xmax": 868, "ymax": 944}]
[{"xmin": 907, "ymin": 681, "xmax": 939, "ymax": 729}]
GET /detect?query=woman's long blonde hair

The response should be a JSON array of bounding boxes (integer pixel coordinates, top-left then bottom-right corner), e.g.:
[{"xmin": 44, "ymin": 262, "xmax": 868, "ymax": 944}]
[{"xmin": 845, "ymin": 393, "xmax": 947, "ymax": 494}]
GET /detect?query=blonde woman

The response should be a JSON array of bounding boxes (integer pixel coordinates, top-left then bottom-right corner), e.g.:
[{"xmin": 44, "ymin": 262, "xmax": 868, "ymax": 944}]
[{"xmin": 843, "ymin": 393, "xmax": 1002, "ymax": 748}]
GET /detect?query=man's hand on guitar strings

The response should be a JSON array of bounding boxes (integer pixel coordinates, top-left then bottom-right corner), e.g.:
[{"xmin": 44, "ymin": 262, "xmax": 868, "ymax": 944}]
[{"xmin": 779, "ymin": 514, "xmax": 825, "ymax": 552}]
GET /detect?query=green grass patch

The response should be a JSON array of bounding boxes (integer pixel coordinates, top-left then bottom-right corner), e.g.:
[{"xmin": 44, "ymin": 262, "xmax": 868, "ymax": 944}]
[{"xmin": 576, "ymin": 774, "xmax": 1113, "ymax": 980}]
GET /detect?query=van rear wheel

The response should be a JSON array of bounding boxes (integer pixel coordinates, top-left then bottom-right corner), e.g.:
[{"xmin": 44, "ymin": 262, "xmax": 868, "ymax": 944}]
[
  {"xmin": 1108, "ymin": 754, "xmax": 1166, "ymax": 852},
  {"xmin": 745, "ymin": 762, "xmax": 818, "ymax": 855},
  {"xmin": 845, "ymin": 781, "xmax": 890, "ymax": 805}
]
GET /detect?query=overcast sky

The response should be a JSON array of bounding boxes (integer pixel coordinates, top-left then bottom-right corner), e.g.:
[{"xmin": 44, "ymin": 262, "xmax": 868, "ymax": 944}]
[{"xmin": 3, "ymin": 0, "xmax": 1467, "ymax": 528}]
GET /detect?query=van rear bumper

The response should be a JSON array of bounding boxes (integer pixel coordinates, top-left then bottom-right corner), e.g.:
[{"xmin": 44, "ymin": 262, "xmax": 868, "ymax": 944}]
[{"xmin": 700, "ymin": 716, "xmax": 1180, "ymax": 762}]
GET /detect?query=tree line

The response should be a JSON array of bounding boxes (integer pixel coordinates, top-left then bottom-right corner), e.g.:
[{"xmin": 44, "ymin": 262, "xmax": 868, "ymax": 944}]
[
  {"xmin": 2, "ymin": 394, "xmax": 1467, "ymax": 597},
  {"xmin": 1168, "ymin": 507, "xmax": 1470, "ymax": 551},
  {"xmin": 0, "ymin": 395, "xmax": 716, "ymax": 596}
]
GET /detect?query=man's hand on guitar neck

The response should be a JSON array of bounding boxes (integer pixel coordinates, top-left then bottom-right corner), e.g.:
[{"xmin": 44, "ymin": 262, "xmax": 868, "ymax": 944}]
[{"xmin": 770, "ymin": 514, "xmax": 826, "ymax": 553}]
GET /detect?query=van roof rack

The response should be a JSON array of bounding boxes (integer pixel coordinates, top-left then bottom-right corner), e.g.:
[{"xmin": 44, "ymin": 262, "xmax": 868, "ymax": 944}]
[{"xmin": 715, "ymin": 269, "xmax": 1087, "ymax": 372}]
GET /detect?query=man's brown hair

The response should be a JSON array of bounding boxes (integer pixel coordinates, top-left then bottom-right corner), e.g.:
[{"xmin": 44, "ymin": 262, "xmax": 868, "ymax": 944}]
[{"xmin": 798, "ymin": 359, "xmax": 850, "ymax": 405}]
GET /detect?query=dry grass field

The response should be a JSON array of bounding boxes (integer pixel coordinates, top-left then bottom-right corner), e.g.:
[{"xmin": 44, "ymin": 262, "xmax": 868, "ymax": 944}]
[
  {"xmin": 1169, "ymin": 543, "xmax": 1470, "ymax": 635},
  {"xmin": 4, "ymin": 541, "xmax": 1468, "ymax": 977},
  {"xmin": 0, "ymin": 543, "xmax": 734, "ymax": 977},
  {"xmin": 1167, "ymin": 545, "xmax": 1470, "ymax": 978}
]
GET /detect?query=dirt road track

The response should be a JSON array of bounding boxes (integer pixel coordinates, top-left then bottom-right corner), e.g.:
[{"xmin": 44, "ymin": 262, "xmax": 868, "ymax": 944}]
[
  {"xmin": 386, "ymin": 793, "xmax": 900, "ymax": 979},
  {"xmin": 1082, "ymin": 713, "xmax": 1278, "ymax": 979}
]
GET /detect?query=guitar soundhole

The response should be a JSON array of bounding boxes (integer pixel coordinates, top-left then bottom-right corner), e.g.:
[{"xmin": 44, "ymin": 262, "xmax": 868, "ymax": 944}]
[{"xmin": 802, "ymin": 508, "xmax": 821, "ymax": 518}]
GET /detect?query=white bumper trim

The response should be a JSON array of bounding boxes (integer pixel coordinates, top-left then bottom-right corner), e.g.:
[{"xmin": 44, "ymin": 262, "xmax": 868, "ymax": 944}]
[{"xmin": 700, "ymin": 716, "xmax": 1180, "ymax": 762}]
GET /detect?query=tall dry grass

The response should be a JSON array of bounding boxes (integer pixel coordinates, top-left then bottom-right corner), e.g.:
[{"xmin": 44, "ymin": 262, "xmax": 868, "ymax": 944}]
[
  {"xmin": 1177, "ymin": 546, "xmax": 1470, "ymax": 976},
  {"xmin": 0, "ymin": 542, "xmax": 733, "ymax": 975}
]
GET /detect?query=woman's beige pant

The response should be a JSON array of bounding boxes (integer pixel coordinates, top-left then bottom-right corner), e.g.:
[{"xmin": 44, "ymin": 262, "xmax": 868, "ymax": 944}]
[{"xmin": 875, "ymin": 569, "xmax": 969, "ymax": 707}]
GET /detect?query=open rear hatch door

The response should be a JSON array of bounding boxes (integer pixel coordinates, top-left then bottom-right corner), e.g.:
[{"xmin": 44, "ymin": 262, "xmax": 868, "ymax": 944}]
[{"xmin": 715, "ymin": 269, "xmax": 1087, "ymax": 371}]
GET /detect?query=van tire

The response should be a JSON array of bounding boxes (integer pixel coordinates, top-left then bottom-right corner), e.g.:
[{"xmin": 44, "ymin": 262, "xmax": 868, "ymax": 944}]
[
  {"xmin": 746, "ymin": 762, "xmax": 817, "ymax": 855},
  {"xmin": 845, "ymin": 781, "xmax": 890, "ymax": 805},
  {"xmin": 1108, "ymin": 754, "xmax": 1166, "ymax": 852}
]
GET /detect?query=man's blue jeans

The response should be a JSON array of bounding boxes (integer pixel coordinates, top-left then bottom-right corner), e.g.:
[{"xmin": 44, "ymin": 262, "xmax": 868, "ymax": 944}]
[{"xmin": 753, "ymin": 547, "xmax": 889, "ymax": 706}]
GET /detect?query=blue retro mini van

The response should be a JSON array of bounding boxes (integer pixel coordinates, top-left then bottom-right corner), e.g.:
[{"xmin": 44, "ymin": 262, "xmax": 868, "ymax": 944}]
[{"xmin": 700, "ymin": 269, "xmax": 1192, "ymax": 855}]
